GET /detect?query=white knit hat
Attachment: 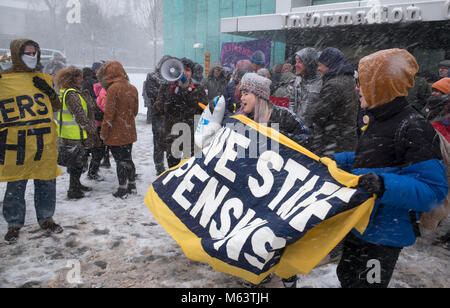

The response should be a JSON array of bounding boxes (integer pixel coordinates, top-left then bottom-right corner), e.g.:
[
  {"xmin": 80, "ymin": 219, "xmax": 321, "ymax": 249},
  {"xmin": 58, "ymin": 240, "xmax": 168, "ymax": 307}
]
[{"xmin": 239, "ymin": 73, "xmax": 272, "ymax": 101}]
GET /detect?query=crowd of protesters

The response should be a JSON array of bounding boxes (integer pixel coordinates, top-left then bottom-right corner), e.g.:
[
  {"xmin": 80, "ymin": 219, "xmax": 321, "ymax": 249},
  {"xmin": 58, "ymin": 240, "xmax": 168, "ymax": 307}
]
[{"xmin": 1, "ymin": 37, "xmax": 449, "ymax": 288}]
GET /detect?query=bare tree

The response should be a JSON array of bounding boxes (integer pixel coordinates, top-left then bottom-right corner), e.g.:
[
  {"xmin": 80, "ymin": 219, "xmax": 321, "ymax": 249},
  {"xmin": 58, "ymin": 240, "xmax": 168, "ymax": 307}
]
[
  {"xmin": 42, "ymin": 0, "xmax": 59, "ymax": 30},
  {"xmin": 134, "ymin": 0, "xmax": 163, "ymax": 67}
]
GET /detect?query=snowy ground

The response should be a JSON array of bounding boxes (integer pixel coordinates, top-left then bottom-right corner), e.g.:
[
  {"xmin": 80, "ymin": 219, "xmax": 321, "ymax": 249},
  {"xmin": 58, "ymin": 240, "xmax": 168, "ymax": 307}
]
[
  {"xmin": 0, "ymin": 115, "xmax": 449, "ymax": 288},
  {"xmin": 128, "ymin": 73, "xmax": 148, "ymax": 116}
]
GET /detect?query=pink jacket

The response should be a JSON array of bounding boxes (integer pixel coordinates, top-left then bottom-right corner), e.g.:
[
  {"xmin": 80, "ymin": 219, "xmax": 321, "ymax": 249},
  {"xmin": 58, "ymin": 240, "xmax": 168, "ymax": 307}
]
[{"xmin": 94, "ymin": 83, "xmax": 107, "ymax": 127}]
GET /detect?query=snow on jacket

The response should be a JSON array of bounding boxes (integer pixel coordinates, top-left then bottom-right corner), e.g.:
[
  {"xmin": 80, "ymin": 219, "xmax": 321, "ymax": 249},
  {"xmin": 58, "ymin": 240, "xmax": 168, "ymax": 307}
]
[
  {"xmin": 306, "ymin": 64, "xmax": 358, "ymax": 157},
  {"xmin": 202, "ymin": 63, "xmax": 228, "ymax": 101},
  {"xmin": 97, "ymin": 61, "xmax": 139, "ymax": 146},
  {"xmin": 289, "ymin": 48, "xmax": 323, "ymax": 129}
]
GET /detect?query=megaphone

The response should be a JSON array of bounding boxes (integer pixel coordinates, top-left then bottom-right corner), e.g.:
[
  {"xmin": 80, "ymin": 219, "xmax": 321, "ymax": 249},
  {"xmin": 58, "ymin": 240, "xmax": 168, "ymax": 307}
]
[{"xmin": 159, "ymin": 57, "xmax": 185, "ymax": 82}]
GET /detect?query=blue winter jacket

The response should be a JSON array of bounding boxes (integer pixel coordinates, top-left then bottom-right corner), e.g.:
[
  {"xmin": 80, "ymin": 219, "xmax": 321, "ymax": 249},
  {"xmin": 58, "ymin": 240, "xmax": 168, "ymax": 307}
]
[
  {"xmin": 334, "ymin": 98, "xmax": 448, "ymax": 248},
  {"xmin": 335, "ymin": 152, "xmax": 447, "ymax": 247}
]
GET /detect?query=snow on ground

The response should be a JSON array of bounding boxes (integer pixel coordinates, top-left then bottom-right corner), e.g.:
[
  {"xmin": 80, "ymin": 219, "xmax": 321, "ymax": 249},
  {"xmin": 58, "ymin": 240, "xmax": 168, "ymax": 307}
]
[
  {"xmin": 0, "ymin": 115, "xmax": 449, "ymax": 288},
  {"xmin": 128, "ymin": 73, "xmax": 148, "ymax": 116}
]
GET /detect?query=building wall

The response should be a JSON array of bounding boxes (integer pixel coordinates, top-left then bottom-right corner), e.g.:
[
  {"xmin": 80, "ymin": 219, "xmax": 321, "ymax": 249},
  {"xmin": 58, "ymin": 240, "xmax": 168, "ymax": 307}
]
[{"xmin": 163, "ymin": 0, "xmax": 286, "ymax": 68}]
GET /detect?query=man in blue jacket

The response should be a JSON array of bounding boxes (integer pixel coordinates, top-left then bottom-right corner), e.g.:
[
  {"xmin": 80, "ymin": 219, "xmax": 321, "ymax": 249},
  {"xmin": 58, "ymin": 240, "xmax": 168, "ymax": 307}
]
[{"xmin": 335, "ymin": 49, "xmax": 448, "ymax": 288}]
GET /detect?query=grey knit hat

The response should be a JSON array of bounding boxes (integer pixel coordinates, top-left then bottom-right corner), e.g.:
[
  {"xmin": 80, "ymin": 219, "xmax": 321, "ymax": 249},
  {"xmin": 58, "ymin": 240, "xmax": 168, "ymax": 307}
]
[
  {"xmin": 239, "ymin": 73, "xmax": 272, "ymax": 101},
  {"xmin": 250, "ymin": 50, "xmax": 266, "ymax": 65}
]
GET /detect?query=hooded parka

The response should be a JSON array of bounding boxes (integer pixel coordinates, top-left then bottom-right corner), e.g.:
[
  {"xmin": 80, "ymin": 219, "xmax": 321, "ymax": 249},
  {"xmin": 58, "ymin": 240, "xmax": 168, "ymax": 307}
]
[{"xmin": 97, "ymin": 61, "xmax": 139, "ymax": 146}]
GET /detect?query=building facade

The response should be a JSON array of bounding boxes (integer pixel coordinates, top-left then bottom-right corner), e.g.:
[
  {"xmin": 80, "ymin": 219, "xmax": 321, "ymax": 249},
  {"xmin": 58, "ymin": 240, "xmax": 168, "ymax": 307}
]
[
  {"xmin": 164, "ymin": 0, "xmax": 449, "ymax": 76},
  {"xmin": 221, "ymin": 0, "xmax": 450, "ymax": 75},
  {"xmin": 163, "ymin": 0, "xmax": 287, "ymax": 67}
]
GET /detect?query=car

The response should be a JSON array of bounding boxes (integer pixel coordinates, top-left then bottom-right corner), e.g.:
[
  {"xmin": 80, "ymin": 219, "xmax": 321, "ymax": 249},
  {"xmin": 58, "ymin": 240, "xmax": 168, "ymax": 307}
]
[
  {"xmin": 40, "ymin": 48, "xmax": 67, "ymax": 66},
  {"xmin": 0, "ymin": 47, "xmax": 67, "ymax": 70},
  {"xmin": 0, "ymin": 48, "xmax": 12, "ymax": 70}
]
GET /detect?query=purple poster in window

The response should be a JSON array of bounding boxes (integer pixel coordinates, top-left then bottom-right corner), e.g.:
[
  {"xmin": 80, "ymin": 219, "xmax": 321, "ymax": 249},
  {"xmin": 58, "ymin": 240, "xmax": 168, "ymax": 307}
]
[{"xmin": 220, "ymin": 38, "xmax": 271, "ymax": 73}]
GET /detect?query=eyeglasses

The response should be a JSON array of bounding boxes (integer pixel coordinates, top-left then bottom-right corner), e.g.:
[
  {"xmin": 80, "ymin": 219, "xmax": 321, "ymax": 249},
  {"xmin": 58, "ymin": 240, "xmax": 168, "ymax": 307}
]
[{"xmin": 23, "ymin": 51, "xmax": 37, "ymax": 56}]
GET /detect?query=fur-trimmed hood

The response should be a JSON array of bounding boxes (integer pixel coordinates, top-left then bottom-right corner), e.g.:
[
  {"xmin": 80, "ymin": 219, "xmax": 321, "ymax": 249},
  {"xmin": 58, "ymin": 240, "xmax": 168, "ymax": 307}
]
[
  {"xmin": 97, "ymin": 61, "xmax": 129, "ymax": 90},
  {"xmin": 1, "ymin": 38, "xmax": 41, "ymax": 74}
]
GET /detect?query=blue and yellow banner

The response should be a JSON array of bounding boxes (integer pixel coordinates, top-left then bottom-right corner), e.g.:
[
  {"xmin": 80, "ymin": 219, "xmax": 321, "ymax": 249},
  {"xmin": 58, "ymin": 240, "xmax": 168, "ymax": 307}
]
[
  {"xmin": 0, "ymin": 73, "xmax": 62, "ymax": 182},
  {"xmin": 145, "ymin": 115, "xmax": 375, "ymax": 284}
]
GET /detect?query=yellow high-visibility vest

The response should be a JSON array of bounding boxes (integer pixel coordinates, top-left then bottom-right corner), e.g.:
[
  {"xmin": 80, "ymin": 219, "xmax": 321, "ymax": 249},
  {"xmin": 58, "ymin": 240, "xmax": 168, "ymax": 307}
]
[{"xmin": 57, "ymin": 88, "xmax": 88, "ymax": 140}]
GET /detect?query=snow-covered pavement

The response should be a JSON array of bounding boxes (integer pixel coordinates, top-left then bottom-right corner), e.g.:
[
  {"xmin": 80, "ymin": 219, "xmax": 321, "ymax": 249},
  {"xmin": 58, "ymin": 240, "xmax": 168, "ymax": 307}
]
[{"xmin": 0, "ymin": 116, "xmax": 449, "ymax": 288}]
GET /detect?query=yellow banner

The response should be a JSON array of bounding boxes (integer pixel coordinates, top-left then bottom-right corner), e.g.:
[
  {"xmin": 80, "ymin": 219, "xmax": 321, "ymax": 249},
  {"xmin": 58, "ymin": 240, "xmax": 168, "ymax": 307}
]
[
  {"xmin": 0, "ymin": 73, "xmax": 62, "ymax": 182},
  {"xmin": 145, "ymin": 115, "xmax": 375, "ymax": 284}
]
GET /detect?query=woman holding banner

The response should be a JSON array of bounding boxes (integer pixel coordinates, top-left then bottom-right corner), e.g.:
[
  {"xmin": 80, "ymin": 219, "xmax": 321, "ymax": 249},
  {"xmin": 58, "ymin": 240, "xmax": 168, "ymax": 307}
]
[
  {"xmin": 238, "ymin": 73, "xmax": 309, "ymax": 144},
  {"xmin": 334, "ymin": 49, "xmax": 448, "ymax": 288}
]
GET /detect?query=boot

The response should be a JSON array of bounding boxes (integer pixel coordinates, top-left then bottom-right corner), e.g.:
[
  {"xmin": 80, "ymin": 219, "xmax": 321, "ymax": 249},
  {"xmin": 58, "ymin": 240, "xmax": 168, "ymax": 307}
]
[
  {"xmin": 101, "ymin": 150, "xmax": 111, "ymax": 168},
  {"xmin": 4, "ymin": 227, "xmax": 20, "ymax": 244},
  {"xmin": 40, "ymin": 219, "xmax": 63, "ymax": 234},
  {"xmin": 87, "ymin": 173, "xmax": 105, "ymax": 182},
  {"xmin": 79, "ymin": 184, "xmax": 92, "ymax": 192},
  {"xmin": 127, "ymin": 183, "xmax": 137, "ymax": 195},
  {"xmin": 68, "ymin": 188, "xmax": 85, "ymax": 200},
  {"xmin": 282, "ymin": 276, "xmax": 298, "ymax": 288},
  {"xmin": 113, "ymin": 187, "xmax": 128, "ymax": 199}
]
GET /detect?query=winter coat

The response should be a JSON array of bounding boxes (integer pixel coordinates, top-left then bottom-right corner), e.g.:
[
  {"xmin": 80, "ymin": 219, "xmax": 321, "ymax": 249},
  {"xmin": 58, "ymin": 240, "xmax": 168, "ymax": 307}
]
[
  {"xmin": 274, "ymin": 72, "xmax": 295, "ymax": 98},
  {"xmin": 420, "ymin": 122, "xmax": 450, "ymax": 230},
  {"xmin": 93, "ymin": 83, "xmax": 106, "ymax": 127},
  {"xmin": 335, "ymin": 49, "xmax": 448, "ymax": 248},
  {"xmin": 290, "ymin": 48, "xmax": 323, "ymax": 128},
  {"xmin": 97, "ymin": 61, "xmax": 139, "ymax": 146},
  {"xmin": 422, "ymin": 95, "xmax": 449, "ymax": 122},
  {"xmin": 0, "ymin": 38, "xmax": 60, "ymax": 112},
  {"xmin": 335, "ymin": 98, "xmax": 447, "ymax": 247},
  {"xmin": 143, "ymin": 72, "xmax": 162, "ymax": 108},
  {"xmin": 202, "ymin": 63, "xmax": 228, "ymax": 101},
  {"xmin": 81, "ymin": 67, "xmax": 98, "ymax": 102},
  {"xmin": 155, "ymin": 80, "xmax": 208, "ymax": 154},
  {"xmin": 407, "ymin": 75, "xmax": 431, "ymax": 112},
  {"xmin": 307, "ymin": 68, "xmax": 358, "ymax": 157},
  {"xmin": 223, "ymin": 78, "xmax": 241, "ymax": 115},
  {"xmin": 268, "ymin": 105, "xmax": 310, "ymax": 144}
]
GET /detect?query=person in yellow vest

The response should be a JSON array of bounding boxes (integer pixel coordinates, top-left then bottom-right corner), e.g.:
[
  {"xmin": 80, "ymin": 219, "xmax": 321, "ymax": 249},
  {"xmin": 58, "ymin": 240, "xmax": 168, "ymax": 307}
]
[
  {"xmin": 0, "ymin": 39, "xmax": 63, "ymax": 244},
  {"xmin": 54, "ymin": 66, "xmax": 100, "ymax": 200}
]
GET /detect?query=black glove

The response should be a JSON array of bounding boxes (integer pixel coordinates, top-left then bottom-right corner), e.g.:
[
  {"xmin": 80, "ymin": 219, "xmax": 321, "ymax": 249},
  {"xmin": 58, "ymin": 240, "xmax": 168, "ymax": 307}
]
[
  {"xmin": 358, "ymin": 173, "xmax": 385, "ymax": 197},
  {"xmin": 33, "ymin": 76, "xmax": 56, "ymax": 97}
]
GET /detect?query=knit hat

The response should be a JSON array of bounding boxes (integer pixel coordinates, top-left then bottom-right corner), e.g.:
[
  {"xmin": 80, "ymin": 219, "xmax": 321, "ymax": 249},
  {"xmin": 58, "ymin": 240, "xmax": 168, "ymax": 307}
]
[
  {"xmin": 318, "ymin": 47, "xmax": 345, "ymax": 69},
  {"xmin": 250, "ymin": 50, "xmax": 266, "ymax": 65},
  {"xmin": 439, "ymin": 60, "xmax": 450, "ymax": 69},
  {"xmin": 432, "ymin": 78, "xmax": 450, "ymax": 95},
  {"xmin": 239, "ymin": 73, "xmax": 272, "ymax": 101},
  {"xmin": 358, "ymin": 48, "xmax": 419, "ymax": 108},
  {"xmin": 180, "ymin": 57, "xmax": 195, "ymax": 71}
]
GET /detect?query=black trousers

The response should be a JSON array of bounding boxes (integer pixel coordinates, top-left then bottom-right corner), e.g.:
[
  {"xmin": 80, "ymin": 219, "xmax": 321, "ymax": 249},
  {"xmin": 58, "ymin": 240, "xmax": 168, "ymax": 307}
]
[
  {"xmin": 336, "ymin": 233, "xmax": 402, "ymax": 288},
  {"xmin": 152, "ymin": 115, "xmax": 165, "ymax": 175},
  {"xmin": 110, "ymin": 144, "xmax": 136, "ymax": 186},
  {"xmin": 88, "ymin": 127, "xmax": 108, "ymax": 177}
]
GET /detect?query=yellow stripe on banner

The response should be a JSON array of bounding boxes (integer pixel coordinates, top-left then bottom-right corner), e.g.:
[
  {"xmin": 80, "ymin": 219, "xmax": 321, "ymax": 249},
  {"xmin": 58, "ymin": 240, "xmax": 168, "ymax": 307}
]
[
  {"xmin": 275, "ymin": 197, "xmax": 375, "ymax": 278},
  {"xmin": 144, "ymin": 185, "xmax": 274, "ymax": 285},
  {"xmin": 232, "ymin": 115, "xmax": 361, "ymax": 188}
]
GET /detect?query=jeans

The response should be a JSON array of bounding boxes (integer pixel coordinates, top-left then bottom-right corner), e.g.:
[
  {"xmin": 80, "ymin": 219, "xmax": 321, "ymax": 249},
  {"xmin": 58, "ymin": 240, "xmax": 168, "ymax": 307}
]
[{"xmin": 3, "ymin": 179, "xmax": 56, "ymax": 228}]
